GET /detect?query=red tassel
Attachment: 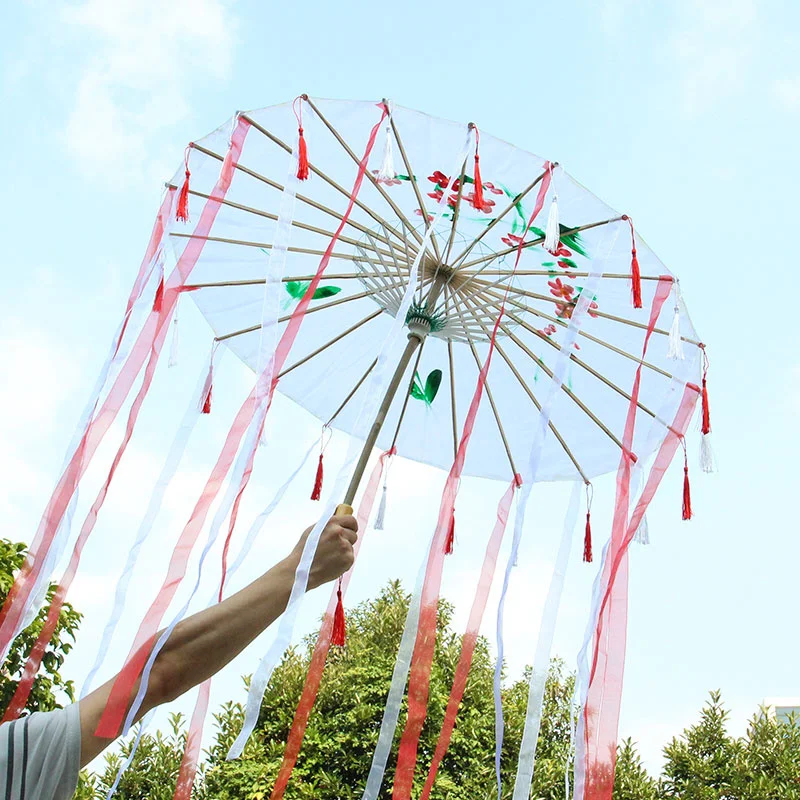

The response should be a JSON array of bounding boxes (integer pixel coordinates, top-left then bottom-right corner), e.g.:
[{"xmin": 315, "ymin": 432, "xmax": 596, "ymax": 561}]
[
  {"xmin": 445, "ymin": 512, "xmax": 455, "ymax": 555},
  {"xmin": 623, "ymin": 215, "xmax": 642, "ymax": 308},
  {"xmin": 700, "ymin": 346, "xmax": 711, "ymax": 435},
  {"xmin": 331, "ymin": 583, "xmax": 346, "ymax": 647},
  {"xmin": 297, "ymin": 127, "xmax": 309, "ymax": 180},
  {"xmin": 583, "ymin": 511, "xmax": 593, "ymax": 563},
  {"xmin": 682, "ymin": 445, "xmax": 692, "ymax": 521},
  {"xmin": 176, "ymin": 147, "xmax": 192, "ymax": 222},
  {"xmin": 152, "ymin": 277, "xmax": 164, "ymax": 313},
  {"xmin": 201, "ymin": 383, "xmax": 212, "ymax": 415},
  {"xmin": 310, "ymin": 452, "xmax": 324, "ymax": 501}
]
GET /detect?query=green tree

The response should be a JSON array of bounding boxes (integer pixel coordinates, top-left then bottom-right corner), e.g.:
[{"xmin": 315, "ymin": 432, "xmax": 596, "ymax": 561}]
[
  {"xmin": 660, "ymin": 690, "xmax": 742, "ymax": 800},
  {"xmin": 613, "ymin": 738, "xmax": 658, "ymax": 800},
  {"xmin": 0, "ymin": 538, "xmax": 82, "ymax": 715},
  {"xmin": 203, "ymin": 580, "xmax": 576, "ymax": 800},
  {"xmin": 91, "ymin": 712, "xmax": 205, "ymax": 799}
]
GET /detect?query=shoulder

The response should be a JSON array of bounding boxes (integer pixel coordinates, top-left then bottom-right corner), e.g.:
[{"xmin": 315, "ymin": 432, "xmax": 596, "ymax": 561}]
[{"xmin": 0, "ymin": 704, "xmax": 81, "ymax": 800}]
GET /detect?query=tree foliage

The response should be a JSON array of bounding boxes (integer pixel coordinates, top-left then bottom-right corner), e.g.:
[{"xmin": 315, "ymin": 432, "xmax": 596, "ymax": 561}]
[
  {"xmin": 203, "ymin": 580, "xmax": 576, "ymax": 800},
  {"xmin": 0, "ymin": 538, "xmax": 82, "ymax": 715}
]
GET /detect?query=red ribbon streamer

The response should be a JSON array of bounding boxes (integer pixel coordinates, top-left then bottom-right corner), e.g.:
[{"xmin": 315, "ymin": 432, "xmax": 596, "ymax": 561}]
[
  {"xmin": 418, "ymin": 479, "xmax": 518, "ymax": 800},
  {"xmin": 0, "ymin": 186, "xmax": 175, "ymax": 659},
  {"xmin": 578, "ymin": 278, "xmax": 692, "ymax": 799},
  {"xmin": 391, "ymin": 163, "xmax": 553, "ymax": 800},
  {"xmin": 96, "ymin": 108, "xmax": 387, "ymax": 739},
  {"xmin": 269, "ymin": 448, "xmax": 393, "ymax": 800}
]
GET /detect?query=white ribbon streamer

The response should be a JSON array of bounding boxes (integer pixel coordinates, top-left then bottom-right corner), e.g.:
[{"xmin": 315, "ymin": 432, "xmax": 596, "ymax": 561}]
[
  {"xmin": 227, "ymin": 123, "xmax": 474, "ymax": 761},
  {"xmin": 493, "ymin": 227, "xmax": 615, "ymax": 799}
]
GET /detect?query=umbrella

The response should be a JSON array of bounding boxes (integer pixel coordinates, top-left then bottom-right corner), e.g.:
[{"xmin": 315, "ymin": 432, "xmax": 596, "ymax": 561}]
[{"xmin": 0, "ymin": 96, "xmax": 710, "ymax": 800}]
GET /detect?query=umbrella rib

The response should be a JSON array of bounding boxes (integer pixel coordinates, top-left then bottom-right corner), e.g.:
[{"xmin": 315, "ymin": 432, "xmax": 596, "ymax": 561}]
[
  {"xmin": 379, "ymin": 222, "xmax": 412, "ymax": 285},
  {"xmin": 476, "ymin": 281, "xmax": 699, "ymax": 354},
  {"xmin": 389, "ymin": 341, "xmax": 426, "ymax": 453},
  {"xmin": 474, "ymin": 269, "xmax": 667, "ymax": 281},
  {"xmin": 302, "ymin": 99, "xmax": 426, "ymax": 251},
  {"xmin": 363, "ymin": 231, "xmax": 405, "ymax": 304},
  {"xmin": 448, "ymin": 167, "xmax": 551, "ymax": 269},
  {"xmin": 326, "ymin": 358, "xmax": 378, "ymax": 426},
  {"xmin": 184, "ymin": 273, "xmax": 399, "ymax": 290},
  {"xmin": 443, "ymin": 160, "xmax": 468, "ymax": 267},
  {"xmin": 239, "ymin": 114, "xmax": 417, "ymax": 254},
  {"xmin": 447, "ymin": 340, "xmax": 458, "ymax": 461},
  {"xmin": 458, "ymin": 285, "xmax": 667, "ymax": 426},
  {"xmin": 387, "ymin": 108, "xmax": 442, "ymax": 262},
  {"xmin": 451, "ymin": 293, "xmax": 587, "ymax": 480},
  {"xmin": 453, "ymin": 217, "xmax": 622, "ymax": 297},
  {"xmin": 215, "ymin": 283, "xmax": 402, "ymax": 342},
  {"xmin": 181, "ymin": 186, "xmax": 400, "ymax": 261},
  {"xmin": 170, "ymin": 232, "xmax": 386, "ymax": 266},
  {"xmin": 189, "ymin": 141, "xmax": 412, "ymax": 254},
  {"xmin": 277, "ymin": 308, "xmax": 384, "ymax": 379},
  {"xmin": 453, "ymin": 290, "xmax": 627, "ymax": 456},
  {"xmin": 448, "ymin": 289, "xmax": 519, "ymax": 478}
]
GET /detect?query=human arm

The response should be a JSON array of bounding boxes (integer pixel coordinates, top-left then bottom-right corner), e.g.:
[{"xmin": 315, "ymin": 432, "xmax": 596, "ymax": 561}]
[{"xmin": 77, "ymin": 513, "xmax": 357, "ymax": 766}]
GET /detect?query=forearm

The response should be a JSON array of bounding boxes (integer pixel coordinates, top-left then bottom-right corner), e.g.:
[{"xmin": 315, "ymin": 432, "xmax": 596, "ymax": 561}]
[{"xmin": 150, "ymin": 556, "xmax": 297, "ymax": 705}]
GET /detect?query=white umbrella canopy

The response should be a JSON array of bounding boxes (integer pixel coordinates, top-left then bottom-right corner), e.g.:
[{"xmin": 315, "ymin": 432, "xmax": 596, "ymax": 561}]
[{"xmin": 169, "ymin": 98, "xmax": 702, "ymax": 484}]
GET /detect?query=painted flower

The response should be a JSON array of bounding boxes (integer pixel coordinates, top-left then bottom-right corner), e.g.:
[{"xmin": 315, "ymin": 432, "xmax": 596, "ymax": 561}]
[
  {"xmin": 548, "ymin": 278, "xmax": 574, "ymax": 300},
  {"xmin": 414, "ymin": 209, "xmax": 434, "ymax": 221},
  {"xmin": 555, "ymin": 302, "xmax": 573, "ymax": 320},
  {"xmin": 501, "ymin": 233, "xmax": 525, "ymax": 248},
  {"xmin": 428, "ymin": 170, "xmax": 450, "ymax": 187},
  {"xmin": 428, "ymin": 188, "xmax": 444, "ymax": 201},
  {"xmin": 558, "ymin": 258, "xmax": 578, "ymax": 271},
  {"xmin": 483, "ymin": 181, "xmax": 504, "ymax": 195},
  {"xmin": 465, "ymin": 192, "xmax": 496, "ymax": 213},
  {"xmin": 554, "ymin": 244, "xmax": 572, "ymax": 257},
  {"xmin": 542, "ymin": 324, "xmax": 557, "ymax": 336},
  {"xmin": 447, "ymin": 193, "xmax": 460, "ymax": 209},
  {"xmin": 588, "ymin": 301, "xmax": 599, "ymax": 318}
]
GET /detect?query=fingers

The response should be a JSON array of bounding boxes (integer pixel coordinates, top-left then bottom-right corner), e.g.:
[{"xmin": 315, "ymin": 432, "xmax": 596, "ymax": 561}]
[{"xmin": 332, "ymin": 513, "xmax": 358, "ymax": 532}]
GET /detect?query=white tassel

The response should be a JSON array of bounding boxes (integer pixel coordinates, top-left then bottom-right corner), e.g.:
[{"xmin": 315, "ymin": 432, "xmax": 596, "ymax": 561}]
[
  {"xmin": 634, "ymin": 515, "xmax": 650, "ymax": 545},
  {"xmin": 375, "ymin": 125, "xmax": 395, "ymax": 184},
  {"xmin": 667, "ymin": 305, "xmax": 684, "ymax": 360},
  {"xmin": 374, "ymin": 483, "xmax": 388, "ymax": 530},
  {"xmin": 700, "ymin": 433, "xmax": 715, "ymax": 473},
  {"xmin": 168, "ymin": 314, "xmax": 180, "ymax": 367},
  {"xmin": 544, "ymin": 195, "xmax": 560, "ymax": 254}
]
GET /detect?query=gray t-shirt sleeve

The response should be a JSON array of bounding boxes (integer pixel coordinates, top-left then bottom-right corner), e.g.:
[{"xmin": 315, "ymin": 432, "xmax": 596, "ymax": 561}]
[{"xmin": 0, "ymin": 703, "xmax": 81, "ymax": 800}]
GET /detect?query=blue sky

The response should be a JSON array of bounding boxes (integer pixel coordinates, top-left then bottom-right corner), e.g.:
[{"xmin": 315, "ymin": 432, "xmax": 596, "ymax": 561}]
[{"xmin": 1, "ymin": 0, "xmax": 800, "ymax": 777}]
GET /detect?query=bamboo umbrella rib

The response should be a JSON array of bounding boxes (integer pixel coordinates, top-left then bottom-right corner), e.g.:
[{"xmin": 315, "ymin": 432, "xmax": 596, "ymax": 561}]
[
  {"xmin": 239, "ymin": 114, "xmax": 417, "ymax": 255},
  {"xmin": 453, "ymin": 293, "xmax": 587, "ymax": 480},
  {"xmin": 379, "ymin": 222, "xmax": 412, "ymax": 285},
  {"xmin": 476, "ymin": 280, "xmax": 699, "ymax": 352},
  {"xmin": 303, "ymin": 99, "xmax": 426, "ymax": 251},
  {"xmin": 448, "ymin": 167, "xmax": 551, "ymax": 269},
  {"xmin": 363, "ymin": 231, "xmax": 405, "ymax": 304},
  {"xmin": 449, "ymin": 290, "xmax": 519, "ymax": 478},
  {"xmin": 182, "ymin": 186, "xmax": 399, "ymax": 261},
  {"xmin": 443, "ymin": 161, "xmax": 468, "ymax": 267},
  {"xmin": 326, "ymin": 358, "xmax": 378, "ymax": 426},
  {"xmin": 277, "ymin": 308, "xmax": 383, "ymax": 379},
  {"xmin": 216, "ymin": 282, "xmax": 402, "ymax": 342},
  {"xmin": 170, "ymin": 232, "xmax": 387, "ymax": 267},
  {"xmin": 447, "ymin": 340, "xmax": 458, "ymax": 461},
  {"xmin": 389, "ymin": 341, "xmax": 426, "ymax": 452},
  {"xmin": 189, "ymin": 141, "xmax": 409, "ymax": 253},
  {"xmin": 386, "ymin": 106, "xmax": 441, "ymax": 262},
  {"xmin": 184, "ymin": 273, "xmax": 402, "ymax": 290},
  {"xmin": 474, "ymin": 269, "xmax": 666, "ymax": 281},
  {"xmin": 453, "ymin": 290, "xmax": 627, "ymax": 456},
  {"xmin": 457, "ymin": 286, "xmax": 668, "ymax": 433}
]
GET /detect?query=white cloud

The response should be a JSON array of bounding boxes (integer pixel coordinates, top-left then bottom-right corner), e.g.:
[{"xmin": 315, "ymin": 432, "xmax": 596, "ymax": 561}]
[
  {"xmin": 670, "ymin": 0, "xmax": 758, "ymax": 115},
  {"xmin": 773, "ymin": 77, "xmax": 800, "ymax": 111},
  {"xmin": 62, "ymin": 0, "xmax": 236, "ymax": 186}
]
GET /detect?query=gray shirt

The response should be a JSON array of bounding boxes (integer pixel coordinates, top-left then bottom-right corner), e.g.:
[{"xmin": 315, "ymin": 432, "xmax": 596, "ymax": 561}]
[{"xmin": 0, "ymin": 703, "xmax": 81, "ymax": 799}]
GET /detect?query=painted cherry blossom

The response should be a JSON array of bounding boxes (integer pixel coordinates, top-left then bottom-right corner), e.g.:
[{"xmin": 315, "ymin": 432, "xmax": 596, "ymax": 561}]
[
  {"xmin": 464, "ymin": 191, "xmax": 495, "ymax": 213},
  {"xmin": 548, "ymin": 278, "xmax": 575, "ymax": 300},
  {"xmin": 371, "ymin": 170, "xmax": 401, "ymax": 186},
  {"xmin": 501, "ymin": 233, "xmax": 525, "ymax": 248}
]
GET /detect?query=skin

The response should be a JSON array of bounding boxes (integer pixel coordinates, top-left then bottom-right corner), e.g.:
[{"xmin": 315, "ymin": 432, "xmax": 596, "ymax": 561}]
[{"xmin": 77, "ymin": 514, "xmax": 358, "ymax": 767}]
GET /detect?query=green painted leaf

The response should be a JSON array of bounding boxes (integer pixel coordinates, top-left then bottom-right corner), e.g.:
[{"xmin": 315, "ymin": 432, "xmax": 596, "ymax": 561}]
[
  {"xmin": 558, "ymin": 258, "xmax": 578, "ymax": 270},
  {"xmin": 312, "ymin": 285, "xmax": 341, "ymax": 299},
  {"xmin": 410, "ymin": 369, "xmax": 442, "ymax": 406},
  {"xmin": 559, "ymin": 226, "xmax": 588, "ymax": 257},
  {"xmin": 285, "ymin": 281, "xmax": 341, "ymax": 301},
  {"xmin": 424, "ymin": 369, "xmax": 442, "ymax": 405}
]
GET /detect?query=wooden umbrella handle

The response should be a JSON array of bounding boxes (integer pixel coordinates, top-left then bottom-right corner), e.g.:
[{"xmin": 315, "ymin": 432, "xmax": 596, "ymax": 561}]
[{"xmin": 334, "ymin": 504, "xmax": 354, "ymax": 516}]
